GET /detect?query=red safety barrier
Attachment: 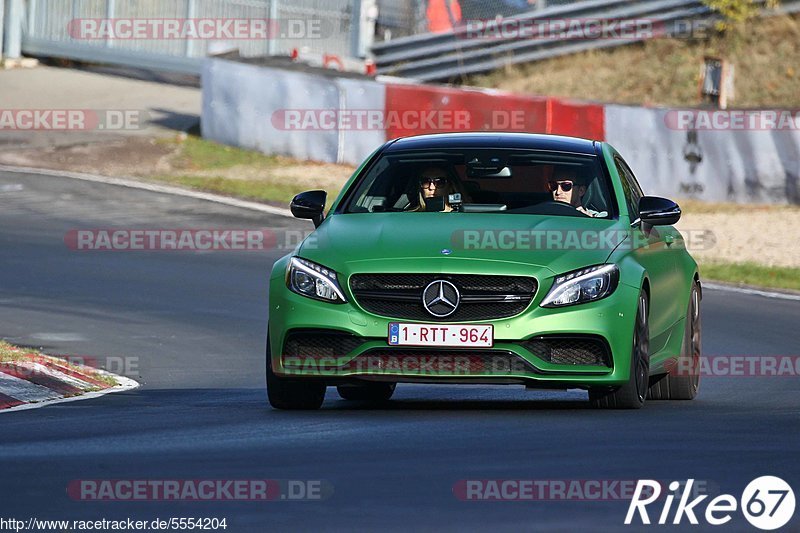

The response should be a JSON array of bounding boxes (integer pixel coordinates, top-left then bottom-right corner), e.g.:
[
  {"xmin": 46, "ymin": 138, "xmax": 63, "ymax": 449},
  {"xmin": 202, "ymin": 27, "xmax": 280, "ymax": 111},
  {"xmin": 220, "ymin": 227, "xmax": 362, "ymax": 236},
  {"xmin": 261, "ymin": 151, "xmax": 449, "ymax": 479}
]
[
  {"xmin": 384, "ymin": 83, "xmax": 605, "ymax": 141},
  {"xmin": 547, "ymin": 98, "xmax": 605, "ymax": 140},
  {"xmin": 384, "ymin": 84, "xmax": 549, "ymax": 139}
]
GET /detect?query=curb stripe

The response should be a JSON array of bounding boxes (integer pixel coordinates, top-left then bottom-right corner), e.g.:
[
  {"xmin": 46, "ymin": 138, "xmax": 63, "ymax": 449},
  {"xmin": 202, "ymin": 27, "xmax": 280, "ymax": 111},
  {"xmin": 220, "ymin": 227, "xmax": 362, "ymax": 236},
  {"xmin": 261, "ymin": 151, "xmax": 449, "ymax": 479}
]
[
  {"xmin": 0, "ymin": 373, "xmax": 140, "ymax": 414},
  {"xmin": 0, "ymin": 392, "xmax": 24, "ymax": 410},
  {"xmin": 0, "ymin": 364, "xmax": 84, "ymax": 396},
  {"xmin": 38, "ymin": 360, "xmax": 112, "ymax": 388},
  {"xmin": 0, "ymin": 372, "xmax": 62, "ymax": 403},
  {"xmin": 17, "ymin": 362, "xmax": 99, "ymax": 391}
]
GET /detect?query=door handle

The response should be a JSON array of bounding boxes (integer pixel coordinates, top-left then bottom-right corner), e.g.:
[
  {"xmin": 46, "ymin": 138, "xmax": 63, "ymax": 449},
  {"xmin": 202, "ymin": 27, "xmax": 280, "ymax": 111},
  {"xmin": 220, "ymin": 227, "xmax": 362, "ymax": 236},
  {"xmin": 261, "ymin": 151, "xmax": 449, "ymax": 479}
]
[{"xmin": 665, "ymin": 234, "xmax": 675, "ymax": 246}]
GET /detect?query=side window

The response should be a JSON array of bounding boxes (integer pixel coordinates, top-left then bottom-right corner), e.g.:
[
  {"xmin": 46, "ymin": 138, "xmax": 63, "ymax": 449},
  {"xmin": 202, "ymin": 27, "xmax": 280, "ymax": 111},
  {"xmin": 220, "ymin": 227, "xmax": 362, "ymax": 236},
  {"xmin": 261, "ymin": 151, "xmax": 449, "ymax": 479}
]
[{"xmin": 614, "ymin": 155, "xmax": 643, "ymax": 220}]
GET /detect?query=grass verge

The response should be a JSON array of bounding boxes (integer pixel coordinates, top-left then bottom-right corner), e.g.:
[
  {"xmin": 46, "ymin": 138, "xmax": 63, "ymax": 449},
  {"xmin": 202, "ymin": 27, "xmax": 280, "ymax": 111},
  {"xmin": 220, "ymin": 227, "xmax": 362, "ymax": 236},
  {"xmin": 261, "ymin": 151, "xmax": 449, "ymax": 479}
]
[
  {"xmin": 699, "ymin": 261, "xmax": 800, "ymax": 292},
  {"xmin": 150, "ymin": 135, "xmax": 352, "ymax": 207}
]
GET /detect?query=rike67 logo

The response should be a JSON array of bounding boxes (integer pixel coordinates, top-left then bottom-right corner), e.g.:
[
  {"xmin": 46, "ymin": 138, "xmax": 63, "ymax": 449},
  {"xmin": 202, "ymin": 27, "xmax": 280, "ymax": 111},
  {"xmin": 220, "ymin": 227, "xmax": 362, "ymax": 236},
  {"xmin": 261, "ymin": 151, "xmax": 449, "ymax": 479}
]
[{"xmin": 626, "ymin": 477, "xmax": 795, "ymax": 530}]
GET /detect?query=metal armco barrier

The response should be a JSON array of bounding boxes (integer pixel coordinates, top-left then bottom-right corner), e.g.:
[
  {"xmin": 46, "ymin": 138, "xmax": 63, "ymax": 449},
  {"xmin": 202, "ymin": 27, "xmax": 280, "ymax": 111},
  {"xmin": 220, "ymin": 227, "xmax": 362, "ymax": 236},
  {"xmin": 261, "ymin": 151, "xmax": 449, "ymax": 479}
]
[{"xmin": 372, "ymin": 0, "xmax": 800, "ymax": 81}]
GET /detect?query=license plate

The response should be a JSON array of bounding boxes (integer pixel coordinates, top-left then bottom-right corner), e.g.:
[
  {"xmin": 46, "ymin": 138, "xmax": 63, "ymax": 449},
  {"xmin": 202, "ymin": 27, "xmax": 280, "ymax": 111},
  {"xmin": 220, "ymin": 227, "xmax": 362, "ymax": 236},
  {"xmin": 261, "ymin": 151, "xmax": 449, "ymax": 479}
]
[{"xmin": 388, "ymin": 323, "xmax": 493, "ymax": 348}]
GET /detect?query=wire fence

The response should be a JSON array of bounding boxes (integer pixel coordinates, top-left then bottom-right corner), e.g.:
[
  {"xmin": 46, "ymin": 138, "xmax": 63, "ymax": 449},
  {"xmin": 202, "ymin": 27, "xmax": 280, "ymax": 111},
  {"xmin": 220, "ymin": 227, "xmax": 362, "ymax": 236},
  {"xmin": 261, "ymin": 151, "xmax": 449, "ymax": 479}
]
[
  {"xmin": 21, "ymin": 0, "xmax": 358, "ymax": 70},
  {"xmin": 375, "ymin": 0, "xmax": 585, "ymax": 41}
]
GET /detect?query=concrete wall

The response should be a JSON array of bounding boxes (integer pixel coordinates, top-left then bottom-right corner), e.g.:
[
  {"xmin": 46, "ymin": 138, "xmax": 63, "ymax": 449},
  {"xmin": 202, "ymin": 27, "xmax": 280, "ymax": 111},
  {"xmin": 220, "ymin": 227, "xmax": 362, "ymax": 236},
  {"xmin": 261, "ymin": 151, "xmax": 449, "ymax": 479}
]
[
  {"xmin": 202, "ymin": 59, "xmax": 386, "ymax": 165},
  {"xmin": 202, "ymin": 57, "xmax": 800, "ymax": 204},
  {"xmin": 605, "ymin": 105, "xmax": 800, "ymax": 204}
]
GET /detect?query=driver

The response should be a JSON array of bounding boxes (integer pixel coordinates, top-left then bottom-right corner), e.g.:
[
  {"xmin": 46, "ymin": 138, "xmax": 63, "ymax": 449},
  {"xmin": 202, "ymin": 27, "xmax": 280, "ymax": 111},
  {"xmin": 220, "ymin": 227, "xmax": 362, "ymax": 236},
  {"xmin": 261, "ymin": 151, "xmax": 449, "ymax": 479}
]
[
  {"xmin": 410, "ymin": 166, "xmax": 461, "ymax": 212},
  {"xmin": 548, "ymin": 167, "xmax": 607, "ymax": 218}
]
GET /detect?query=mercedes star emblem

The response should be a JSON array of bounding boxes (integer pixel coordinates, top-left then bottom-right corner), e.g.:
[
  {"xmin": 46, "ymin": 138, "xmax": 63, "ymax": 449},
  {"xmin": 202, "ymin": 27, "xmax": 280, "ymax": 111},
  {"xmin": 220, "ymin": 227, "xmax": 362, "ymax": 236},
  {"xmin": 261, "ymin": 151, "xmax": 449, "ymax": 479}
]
[{"xmin": 422, "ymin": 280, "xmax": 460, "ymax": 318}]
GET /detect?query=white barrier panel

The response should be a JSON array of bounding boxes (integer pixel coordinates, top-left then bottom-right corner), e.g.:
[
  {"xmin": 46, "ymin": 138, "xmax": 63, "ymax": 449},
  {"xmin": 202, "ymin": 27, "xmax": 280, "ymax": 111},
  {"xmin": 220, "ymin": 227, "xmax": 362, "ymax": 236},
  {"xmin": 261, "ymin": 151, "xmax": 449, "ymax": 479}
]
[
  {"xmin": 605, "ymin": 104, "xmax": 800, "ymax": 204},
  {"xmin": 202, "ymin": 58, "xmax": 386, "ymax": 166},
  {"xmin": 335, "ymin": 76, "xmax": 387, "ymax": 166}
]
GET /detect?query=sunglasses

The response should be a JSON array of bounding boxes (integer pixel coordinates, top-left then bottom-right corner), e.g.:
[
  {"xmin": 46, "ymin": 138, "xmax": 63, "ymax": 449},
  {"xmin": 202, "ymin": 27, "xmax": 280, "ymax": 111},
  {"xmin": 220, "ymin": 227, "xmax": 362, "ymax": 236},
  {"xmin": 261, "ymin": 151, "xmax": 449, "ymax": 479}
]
[
  {"xmin": 547, "ymin": 180, "xmax": 574, "ymax": 193},
  {"xmin": 420, "ymin": 177, "xmax": 447, "ymax": 187}
]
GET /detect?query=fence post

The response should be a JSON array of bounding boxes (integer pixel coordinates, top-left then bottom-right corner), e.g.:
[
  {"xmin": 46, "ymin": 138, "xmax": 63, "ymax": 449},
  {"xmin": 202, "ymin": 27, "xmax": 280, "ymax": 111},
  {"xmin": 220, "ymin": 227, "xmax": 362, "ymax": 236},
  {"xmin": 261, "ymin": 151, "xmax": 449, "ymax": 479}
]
[
  {"xmin": 3, "ymin": 0, "xmax": 22, "ymax": 58},
  {"xmin": 185, "ymin": 0, "xmax": 196, "ymax": 57},
  {"xmin": 350, "ymin": 0, "xmax": 360, "ymax": 58},
  {"xmin": 106, "ymin": 0, "xmax": 116, "ymax": 47},
  {"xmin": 268, "ymin": 0, "xmax": 278, "ymax": 55},
  {"xmin": 352, "ymin": 0, "xmax": 376, "ymax": 58},
  {"xmin": 0, "ymin": 0, "xmax": 5, "ymax": 60}
]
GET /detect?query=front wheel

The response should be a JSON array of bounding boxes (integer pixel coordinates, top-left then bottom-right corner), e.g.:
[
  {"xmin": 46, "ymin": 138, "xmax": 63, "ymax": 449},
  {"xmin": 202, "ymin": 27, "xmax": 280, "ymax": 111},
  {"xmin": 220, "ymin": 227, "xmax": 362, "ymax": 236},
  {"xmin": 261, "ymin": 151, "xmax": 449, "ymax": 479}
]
[
  {"xmin": 589, "ymin": 291, "xmax": 650, "ymax": 409},
  {"xmin": 266, "ymin": 335, "xmax": 326, "ymax": 410}
]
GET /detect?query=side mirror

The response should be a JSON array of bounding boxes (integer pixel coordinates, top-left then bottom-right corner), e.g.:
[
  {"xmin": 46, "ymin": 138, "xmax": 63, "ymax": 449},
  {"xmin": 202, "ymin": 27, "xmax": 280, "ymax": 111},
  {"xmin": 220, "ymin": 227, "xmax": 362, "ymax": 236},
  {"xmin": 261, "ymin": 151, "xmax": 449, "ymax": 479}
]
[
  {"xmin": 638, "ymin": 196, "xmax": 681, "ymax": 226},
  {"xmin": 290, "ymin": 190, "xmax": 327, "ymax": 228}
]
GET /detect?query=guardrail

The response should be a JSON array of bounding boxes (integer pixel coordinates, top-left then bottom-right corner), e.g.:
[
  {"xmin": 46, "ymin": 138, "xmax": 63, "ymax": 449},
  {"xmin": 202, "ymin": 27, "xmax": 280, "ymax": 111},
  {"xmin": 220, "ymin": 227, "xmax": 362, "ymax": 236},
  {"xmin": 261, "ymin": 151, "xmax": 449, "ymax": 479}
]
[{"xmin": 372, "ymin": 0, "xmax": 800, "ymax": 82}]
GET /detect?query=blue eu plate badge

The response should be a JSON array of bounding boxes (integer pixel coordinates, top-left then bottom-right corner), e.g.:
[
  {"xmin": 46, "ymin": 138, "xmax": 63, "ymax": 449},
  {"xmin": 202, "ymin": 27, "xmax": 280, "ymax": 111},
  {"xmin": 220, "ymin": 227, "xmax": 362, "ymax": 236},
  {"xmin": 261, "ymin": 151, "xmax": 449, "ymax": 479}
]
[{"xmin": 389, "ymin": 323, "xmax": 400, "ymax": 345}]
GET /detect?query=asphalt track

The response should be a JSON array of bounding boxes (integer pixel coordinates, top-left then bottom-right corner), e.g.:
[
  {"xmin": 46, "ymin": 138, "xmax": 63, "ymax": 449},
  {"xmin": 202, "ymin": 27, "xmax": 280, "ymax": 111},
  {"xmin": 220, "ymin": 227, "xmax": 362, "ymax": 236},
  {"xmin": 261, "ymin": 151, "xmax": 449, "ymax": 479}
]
[{"xmin": 0, "ymin": 170, "xmax": 798, "ymax": 532}]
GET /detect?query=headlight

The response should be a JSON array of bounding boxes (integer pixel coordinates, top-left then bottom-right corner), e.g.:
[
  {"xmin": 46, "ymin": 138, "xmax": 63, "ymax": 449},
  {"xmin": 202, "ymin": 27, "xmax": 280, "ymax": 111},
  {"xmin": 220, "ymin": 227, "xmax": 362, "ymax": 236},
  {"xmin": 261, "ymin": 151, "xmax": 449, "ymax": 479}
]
[
  {"xmin": 540, "ymin": 264, "xmax": 619, "ymax": 308},
  {"xmin": 286, "ymin": 257, "xmax": 347, "ymax": 304}
]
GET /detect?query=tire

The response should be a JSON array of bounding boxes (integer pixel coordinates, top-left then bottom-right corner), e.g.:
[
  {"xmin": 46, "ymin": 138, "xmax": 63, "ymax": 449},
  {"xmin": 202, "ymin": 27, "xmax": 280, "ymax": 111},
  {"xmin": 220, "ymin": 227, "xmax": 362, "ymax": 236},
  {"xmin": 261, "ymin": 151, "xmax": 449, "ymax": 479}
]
[
  {"xmin": 337, "ymin": 383, "xmax": 396, "ymax": 402},
  {"xmin": 589, "ymin": 291, "xmax": 650, "ymax": 409},
  {"xmin": 266, "ymin": 335, "xmax": 326, "ymax": 410},
  {"xmin": 648, "ymin": 281, "xmax": 701, "ymax": 400}
]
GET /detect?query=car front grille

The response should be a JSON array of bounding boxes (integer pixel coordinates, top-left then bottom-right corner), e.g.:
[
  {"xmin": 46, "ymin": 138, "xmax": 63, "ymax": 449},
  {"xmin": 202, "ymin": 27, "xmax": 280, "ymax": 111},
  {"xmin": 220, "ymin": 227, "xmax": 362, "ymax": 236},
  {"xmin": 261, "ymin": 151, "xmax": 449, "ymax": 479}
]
[
  {"xmin": 282, "ymin": 330, "xmax": 365, "ymax": 358},
  {"xmin": 349, "ymin": 274, "xmax": 537, "ymax": 321},
  {"xmin": 519, "ymin": 336, "xmax": 611, "ymax": 367}
]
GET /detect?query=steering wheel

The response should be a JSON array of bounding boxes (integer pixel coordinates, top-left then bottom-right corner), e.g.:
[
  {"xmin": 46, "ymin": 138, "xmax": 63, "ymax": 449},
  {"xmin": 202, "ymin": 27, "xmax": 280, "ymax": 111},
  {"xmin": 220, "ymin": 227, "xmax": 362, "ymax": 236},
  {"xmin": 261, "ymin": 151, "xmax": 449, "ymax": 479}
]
[{"xmin": 536, "ymin": 200, "xmax": 590, "ymax": 216}]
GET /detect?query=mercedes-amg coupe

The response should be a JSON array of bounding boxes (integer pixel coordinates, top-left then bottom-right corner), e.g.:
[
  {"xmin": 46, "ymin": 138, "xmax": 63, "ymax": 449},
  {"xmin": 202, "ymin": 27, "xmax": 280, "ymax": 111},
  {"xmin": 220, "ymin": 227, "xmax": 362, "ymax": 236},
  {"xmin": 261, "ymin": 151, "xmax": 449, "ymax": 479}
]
[{"xmin": 267, "ymin": 133, "xmax": 701, "ymax": 409}]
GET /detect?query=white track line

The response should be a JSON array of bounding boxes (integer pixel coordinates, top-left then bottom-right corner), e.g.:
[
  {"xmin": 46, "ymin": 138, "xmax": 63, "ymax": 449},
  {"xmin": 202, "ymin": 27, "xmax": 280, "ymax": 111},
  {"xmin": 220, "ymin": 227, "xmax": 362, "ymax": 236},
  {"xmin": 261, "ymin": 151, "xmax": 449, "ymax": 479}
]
[
  {"xmin": 703, "ymin": 282, "xmax": 800, "ymax": 302},
  {"xmin": 0, "ymin": 164, "xmax": 294, "ymax": 218}
]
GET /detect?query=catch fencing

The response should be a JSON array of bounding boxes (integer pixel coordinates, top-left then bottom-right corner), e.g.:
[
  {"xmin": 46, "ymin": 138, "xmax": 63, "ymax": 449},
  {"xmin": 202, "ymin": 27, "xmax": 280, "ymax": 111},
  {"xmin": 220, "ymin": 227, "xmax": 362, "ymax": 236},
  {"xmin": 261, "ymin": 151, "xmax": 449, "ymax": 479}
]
[{"xmin": 10, "ymin": 0, "xmax": 358, "ymax": 73}]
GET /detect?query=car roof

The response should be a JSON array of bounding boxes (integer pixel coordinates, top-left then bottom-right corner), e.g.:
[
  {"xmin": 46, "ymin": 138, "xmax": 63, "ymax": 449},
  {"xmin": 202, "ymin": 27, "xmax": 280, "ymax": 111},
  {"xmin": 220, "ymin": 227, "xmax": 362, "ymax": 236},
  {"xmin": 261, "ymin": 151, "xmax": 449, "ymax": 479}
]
[{"xmin": 385, "ymin": 132, "xmax": 599, "ymax": 155}]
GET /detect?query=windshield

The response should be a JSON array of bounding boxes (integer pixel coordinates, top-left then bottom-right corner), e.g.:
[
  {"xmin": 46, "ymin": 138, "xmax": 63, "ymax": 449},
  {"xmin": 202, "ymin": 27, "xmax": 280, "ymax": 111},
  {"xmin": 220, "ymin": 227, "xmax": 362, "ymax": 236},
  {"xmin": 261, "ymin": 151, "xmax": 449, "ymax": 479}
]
[{"xmin": 342, "ymin": 148, "xmax": 614, "ymax": 218}]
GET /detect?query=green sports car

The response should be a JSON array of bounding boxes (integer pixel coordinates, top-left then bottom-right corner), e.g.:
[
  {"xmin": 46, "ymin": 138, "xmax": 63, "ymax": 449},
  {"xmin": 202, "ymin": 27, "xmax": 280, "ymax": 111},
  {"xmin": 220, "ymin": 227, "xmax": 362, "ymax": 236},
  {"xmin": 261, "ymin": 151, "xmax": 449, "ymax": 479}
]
[{"xmin": 267, "ymin": 133, "xmax": 702, "ymax": 409}]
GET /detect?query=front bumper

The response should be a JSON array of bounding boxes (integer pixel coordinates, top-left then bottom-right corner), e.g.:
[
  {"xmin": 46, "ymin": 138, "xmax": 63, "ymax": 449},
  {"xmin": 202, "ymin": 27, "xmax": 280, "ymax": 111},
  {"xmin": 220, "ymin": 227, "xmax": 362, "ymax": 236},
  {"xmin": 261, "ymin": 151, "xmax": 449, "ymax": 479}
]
[{"xmin": 268, "ymin": 274, "xmax": 641, "ymax": 388}]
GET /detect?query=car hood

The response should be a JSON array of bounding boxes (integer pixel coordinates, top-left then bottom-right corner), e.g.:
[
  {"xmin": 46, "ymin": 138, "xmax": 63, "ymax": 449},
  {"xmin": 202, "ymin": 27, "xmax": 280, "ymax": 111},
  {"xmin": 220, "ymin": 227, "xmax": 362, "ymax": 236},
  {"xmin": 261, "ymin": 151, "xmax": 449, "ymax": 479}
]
[{"xmin": 297, "ymin": 213, "xmax": 626, "ymax": 276}]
